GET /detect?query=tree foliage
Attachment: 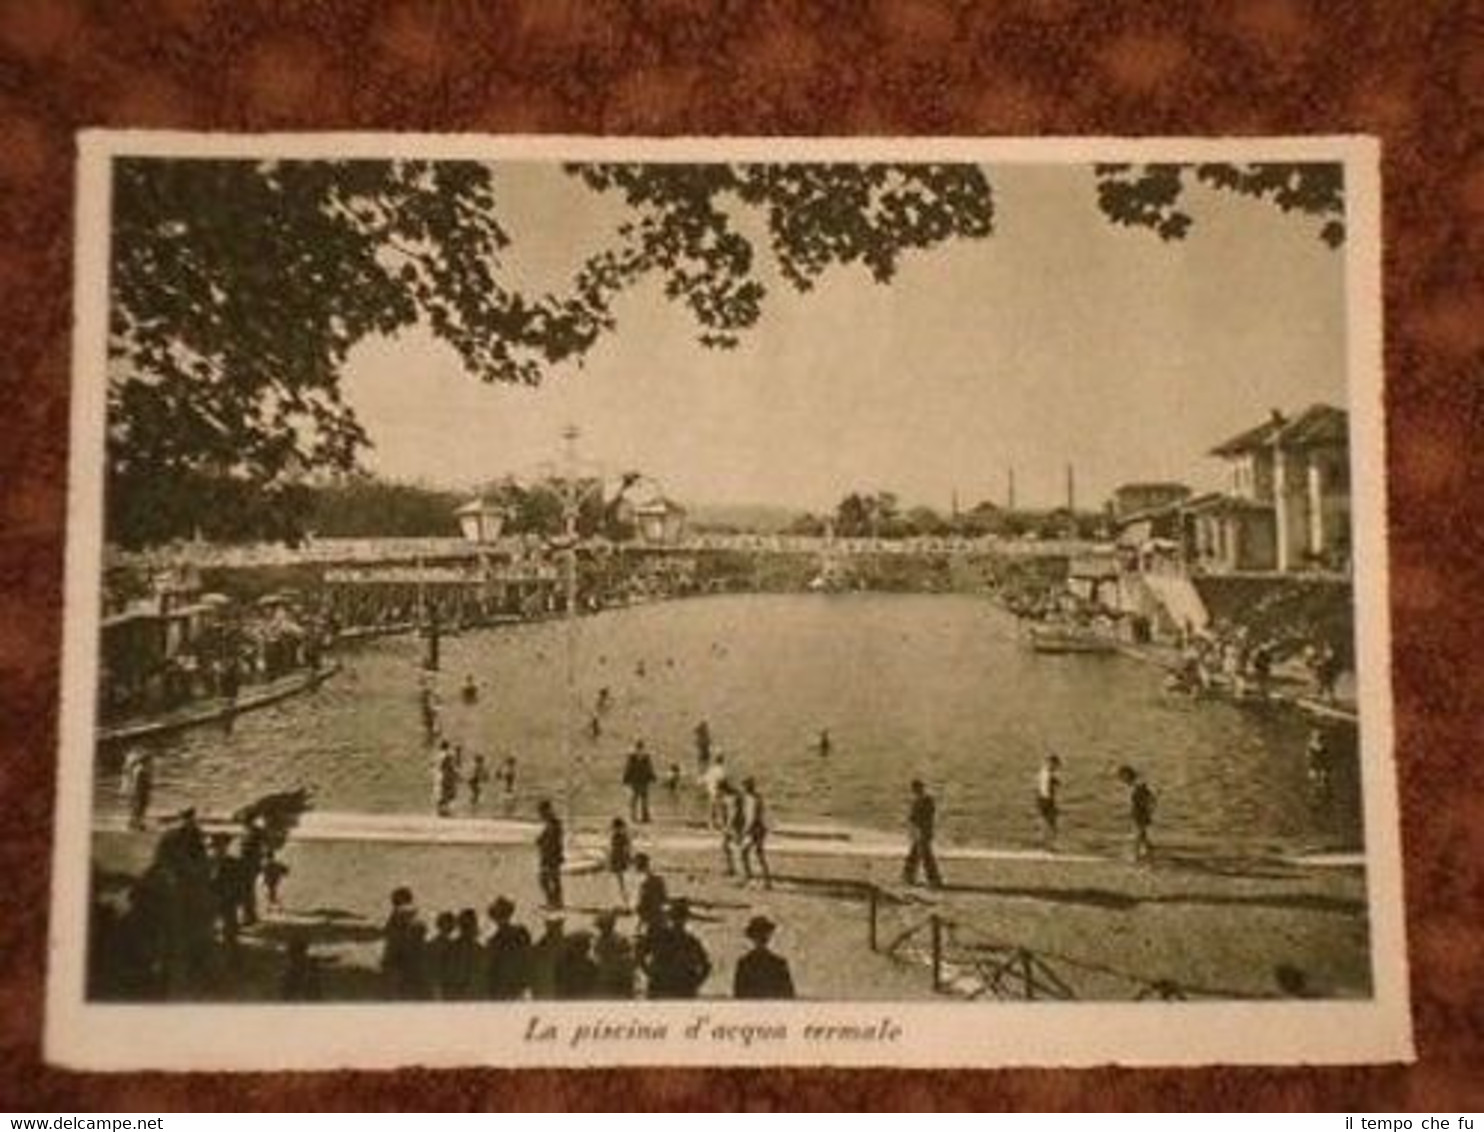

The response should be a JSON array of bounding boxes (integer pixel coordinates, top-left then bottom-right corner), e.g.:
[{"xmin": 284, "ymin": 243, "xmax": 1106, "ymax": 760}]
[
  {"xmin": 1094, "ymin": 162, "xmax": 1344, "ymax": 247},
  {"xmin": 107, "ymin": 158, "xmax": 994, "ymax": 545},
  {"xmin": 834, "ymin": 490, "xmax": 902, "ymax": 537},
  {"xmin": 108, "ymin": 158, "xmax": 596, "ymax": 546},
  {"xmin": 565, "ymin": 163, "xmax": 995, "ymax": 348},
  {"xmin": 106, "ymin": 156, "xmax": 1341, "ymax": 548},
  {"xmin": 306, "ymin": 479, "xmax": 464, "ymax": 539}
]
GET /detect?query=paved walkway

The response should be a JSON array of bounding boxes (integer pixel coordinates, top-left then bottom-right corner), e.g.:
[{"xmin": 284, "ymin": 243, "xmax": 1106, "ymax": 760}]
[
  {"xmin": 92, "ymin": 810, "xmax": 1365, "ymax": 868},
  {"xmin": 90, "ymin": 816, "xmax": 1372, "ymax": 1004}
]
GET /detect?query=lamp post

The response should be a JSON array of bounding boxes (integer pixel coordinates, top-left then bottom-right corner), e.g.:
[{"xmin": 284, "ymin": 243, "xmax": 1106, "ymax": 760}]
[{"xmin": 559, "ymin": 425, "xmax": 581, "ymax": 826}]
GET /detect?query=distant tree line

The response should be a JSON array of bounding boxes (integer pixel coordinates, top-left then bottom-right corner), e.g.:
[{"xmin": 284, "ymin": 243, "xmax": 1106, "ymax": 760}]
[
  {"xmin": 108, "ymin": 473, "xmax": 1111, "ymax": 549},
  {"xmin": 784, "ymin": 491, "xmax": 1105, "ymax": 541}
]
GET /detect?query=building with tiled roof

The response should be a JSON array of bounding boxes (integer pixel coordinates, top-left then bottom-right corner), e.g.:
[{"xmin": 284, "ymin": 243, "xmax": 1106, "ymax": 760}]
[{"xmin": 1195, "ymin": 404, "xmax": 1350, "ymax": 573}]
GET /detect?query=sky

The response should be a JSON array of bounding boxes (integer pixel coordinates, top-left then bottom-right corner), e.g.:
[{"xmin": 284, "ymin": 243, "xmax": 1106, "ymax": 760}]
[{"xmin": 340, "ymin": 161, "xmax": 1348, "ymax": 513}]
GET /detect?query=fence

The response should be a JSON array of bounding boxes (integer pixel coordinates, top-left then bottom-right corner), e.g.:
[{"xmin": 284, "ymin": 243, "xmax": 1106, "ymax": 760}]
[{"xmin": 864, "ymin": 883, "xmax": 1256, "ymax": 1002}]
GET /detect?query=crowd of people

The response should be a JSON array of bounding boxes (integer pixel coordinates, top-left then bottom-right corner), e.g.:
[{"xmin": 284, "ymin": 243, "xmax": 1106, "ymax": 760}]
[
  {"xmin": 377, "ymin": 867, "xmax": 795, "ymax": 1001},
  {"xmin": 1168, "ymin": 621, "xmax": 1279, "ymax": 700},
  {"xmin": 96, "ymin": 620, "xmax": 1356, "ymax": 1006},
  {"xmin": 89, "ymin": 800, "xmax": 298, "ymax": 999},
  {"xmin": 1168, "ymin": 620, "xmax": 1345, "ymax": 707}
]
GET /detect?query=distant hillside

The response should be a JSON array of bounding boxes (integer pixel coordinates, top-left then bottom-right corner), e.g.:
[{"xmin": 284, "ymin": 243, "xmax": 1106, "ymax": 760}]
[{"xmin": 684, "ymin": 502, "xmax": 809, "ymax": 533}]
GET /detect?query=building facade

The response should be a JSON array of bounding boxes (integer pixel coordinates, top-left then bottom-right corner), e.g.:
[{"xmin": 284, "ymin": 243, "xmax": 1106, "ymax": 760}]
[
  {"xmin": 1203, "ymin": 404, "xmax": 1351, "ymax": 574},
  {"xmin": 1108, "ymin": 482, "xmax": 1191, "ymax": 522}
]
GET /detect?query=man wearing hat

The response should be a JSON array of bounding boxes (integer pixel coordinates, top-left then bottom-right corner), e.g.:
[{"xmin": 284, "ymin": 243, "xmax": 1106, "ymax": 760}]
[
  {"xmin": 157, "ymin": 806, "xmax": 206, "ymax": 872},
  {"xmin": 639, "ymin": 898, "xmax": 711, "ymax": 999},
  {"xmin": 593, "ymin": 910, "xmax": 636, "ymax": 999},
  {"xmin": 733, "ymin": 915, "xmax": 796, "ymax": 999},
  {"xmin": 528, "ymin": 914, "xmax": 565, "ymax": 1000},
  {"xmin": 484, "ymin": 896, "xmax": 531, "ymax": 1000},
  {"xmin": 206, "ymin": 831, "xmax": 245, "ymax": 956},
  {"xmin": 380, "ymin": 885, "xmax": 429, "ymax": 999}
]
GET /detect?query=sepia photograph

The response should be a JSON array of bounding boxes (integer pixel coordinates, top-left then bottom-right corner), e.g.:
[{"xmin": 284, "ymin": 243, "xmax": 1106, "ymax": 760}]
[{"xmin": 47, "ymin": 133, "xmax": 1406, "ymax": 1070}]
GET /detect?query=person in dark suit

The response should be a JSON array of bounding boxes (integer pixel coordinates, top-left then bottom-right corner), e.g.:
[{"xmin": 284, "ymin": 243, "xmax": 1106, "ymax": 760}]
[
  {"xmin": 633, "ymin": 853, "xmax": 668, "ymax": 937},
  {"xmin": 380, "ymin": 885, "xmax": 429, "ymax": 1000},
  {"xmin": 622, "ymin": 740, "xmax": 657, "ymax": 824},
  {"xmin": 639, "ymin": 898, "xmax": 710, "ymax": 999},
  {"xmin": 592, "ymin": 910, "xmax": 636, "ymax": 999},
  {"xmin": 535, "ymin": 799, "xmax": 564, "ymax": 909},
  {"xmin": 485, "ymin": 896, "xmax": 532, "ymax": 1000},
  {"xmin": 732, "ymin": 915, "xmax": 795, "ymax": 999},
  {"xmin": 902, "ymin": 779, "xmax": 944, "ymax": 889}
]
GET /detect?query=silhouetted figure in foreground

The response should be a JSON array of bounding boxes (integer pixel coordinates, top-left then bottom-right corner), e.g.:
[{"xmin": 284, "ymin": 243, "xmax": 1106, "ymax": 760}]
[
  {"xmin": 556, "ymin": 930, "xmax": 599, "ymax": 999},
  {"xmin": 593, "ymin": 910, "xmax": 636, "ymax": 999},
  {"xmin": 639, "ymin": 898, "xmax": 711, "ymax": 1000},
  {"xmin": 485, "ymin": 897, "xmax": 531, "ymax": 1000},
  {"xmin": 633, "ymin": 853, "xmax": 668, "ymax": 937},
  {"xmin": 279, "ymin": 937, "xmax": 325, "ymax": 1001},
  {"xmin": 529, "ymin": 917, "xmax": 565, "ymax": 1000},
  {"xmin": 380, "ymin": 886, "xmax": 429, "ymax": 1000},
  {"xmin": 733, "ymin": 915, "xmax": 795, "ymax": 999}
]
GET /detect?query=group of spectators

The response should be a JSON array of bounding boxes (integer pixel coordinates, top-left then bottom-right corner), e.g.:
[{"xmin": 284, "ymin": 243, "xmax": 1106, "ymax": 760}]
[
  {"xmin": 1171, "ymin": 622, "xmax": 1278, "ymax": 700},
  {"xmin": 379, "ymin": 878, "xmax": 795, "ymax": 1001},
  {"xmin": 621, "ymin": 727, "xmax": 775, "ymax": 889},
  {"xmin": 89, "ymin": 805, "xmax": 291, "ymax": 999},
  {"xmin": 1172, "ymin": 621, "xmax": 1346, "ymax": 706}
]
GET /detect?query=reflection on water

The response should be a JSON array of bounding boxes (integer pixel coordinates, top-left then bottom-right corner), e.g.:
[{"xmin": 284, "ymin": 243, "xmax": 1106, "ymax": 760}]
[{"xmin": 95, "ymin": 594, "xmax": 1362, "ymax": 854}]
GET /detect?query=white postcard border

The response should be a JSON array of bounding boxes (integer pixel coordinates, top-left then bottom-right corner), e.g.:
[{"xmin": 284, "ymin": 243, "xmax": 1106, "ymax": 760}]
[{"xmin": 46, "ymin": 131, "xmax": 1410, "ymax": 1070}]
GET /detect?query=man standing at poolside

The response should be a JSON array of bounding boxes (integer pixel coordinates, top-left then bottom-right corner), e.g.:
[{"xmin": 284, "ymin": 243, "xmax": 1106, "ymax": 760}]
[
  {"xmin": 1036, "ymin": 753, "xmax": 1063, "ymax": 847},
  {"xmin": 535, "ymin": 799, "xmax": 565, "ymax": 910},
  {"xmin": 1116, "ymin": 765, "xmax": 1156, "ymax": 863},
  {"xmin": 622, "ymin": 739, "xmax": 656, "ymax": 825},
  {"xmin": 120, "ymin": 748, "xmax": 154, "ymax": 830},
  {"xmin": 693, "ymin": 719, "xmax": 712, "ymax": 772},
  {"xmin": 739, "ymin": 777, "xmax": 772, "ymax": 890},
  {"xmin": 903, "ymin": 778, "xmax": 944, "ymax": 889}
]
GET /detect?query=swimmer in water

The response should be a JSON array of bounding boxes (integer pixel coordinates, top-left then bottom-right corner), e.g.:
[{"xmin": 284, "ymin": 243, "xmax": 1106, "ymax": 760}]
[{"xmin": 817, "ymin": 728, "xmax": 832, "ymax": 758}]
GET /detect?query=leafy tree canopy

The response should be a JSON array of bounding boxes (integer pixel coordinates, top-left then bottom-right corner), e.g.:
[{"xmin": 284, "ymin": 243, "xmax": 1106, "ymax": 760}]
[
  {"xmin": 1093, "ymin": 162, "xmax": 1344, "ymax": 247},
  {"xmin": 106, "ymin": 158, "xmax": 1341, "ymax": 547},
  {"xmin": 107, "ymin": 158, "xmax": 994, "ymax": 546}
]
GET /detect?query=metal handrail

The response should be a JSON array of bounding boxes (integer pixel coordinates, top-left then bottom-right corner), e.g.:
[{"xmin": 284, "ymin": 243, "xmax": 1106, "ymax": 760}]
[{"xmin": 864, "ymin": 882, "xmax": 1269, "ymax": 1002}]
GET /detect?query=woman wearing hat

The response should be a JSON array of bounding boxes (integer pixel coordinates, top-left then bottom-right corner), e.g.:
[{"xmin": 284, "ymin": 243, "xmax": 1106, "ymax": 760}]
[{"xmin": 733, "ymin": 914, "xmax": 795, "ymax": 999}]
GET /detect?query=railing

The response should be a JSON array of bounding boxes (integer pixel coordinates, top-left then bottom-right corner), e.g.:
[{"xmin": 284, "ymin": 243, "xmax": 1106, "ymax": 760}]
[
  {"xmin": 109, "ymin": 534, "xmax": 1111, "ymax": 572},
  {"xmin": 865, "ymin": 883, "xmax": 1259, "ymax": 1002}
]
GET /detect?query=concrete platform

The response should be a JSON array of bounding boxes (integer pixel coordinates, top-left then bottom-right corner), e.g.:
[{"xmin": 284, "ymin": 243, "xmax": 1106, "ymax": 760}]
[{"xmin": 92, "ymin": 809, "xmax": 1364, "ymax": 868}]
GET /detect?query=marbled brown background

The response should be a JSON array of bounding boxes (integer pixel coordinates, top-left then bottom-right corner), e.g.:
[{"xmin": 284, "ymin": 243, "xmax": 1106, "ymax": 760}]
[{"xmin": 1, "ymin": 0, "xmax": 1480, "ymax": 1112}]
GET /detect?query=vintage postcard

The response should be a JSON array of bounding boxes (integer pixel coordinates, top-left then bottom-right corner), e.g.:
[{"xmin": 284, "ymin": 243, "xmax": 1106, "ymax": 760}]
[{"xmin": 47, "ymin": 132, "xmax": 1409, "ymax": 1069}]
